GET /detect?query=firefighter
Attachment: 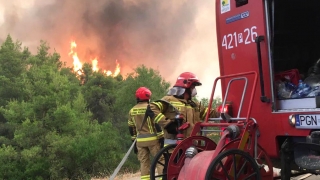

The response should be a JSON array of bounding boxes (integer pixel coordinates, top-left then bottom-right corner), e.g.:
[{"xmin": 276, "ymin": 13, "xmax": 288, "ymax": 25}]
[
  {"xmin": 147, "ymin": 72, "xmax": 219, "ymax": 146},
  {"xmin": 128, "ymin": 87, "xmax": 165, "ymax": 180}
]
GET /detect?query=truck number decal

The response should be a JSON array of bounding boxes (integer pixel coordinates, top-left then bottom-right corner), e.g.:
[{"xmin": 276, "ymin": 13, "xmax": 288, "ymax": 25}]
[
  {"xmin": 222, "ymin": 26, "xmax": 258, "ymax": 50},
  {"xmin": 238, "ymin": 33, "xmax": 243, "ymax": 43},
  {"xmin": 244, "ymin": 28, "xmax": 250, "ymax": 44},
  {"xmin": 227, "ymin": 34, "xmax": 233, "ymax": 49}
]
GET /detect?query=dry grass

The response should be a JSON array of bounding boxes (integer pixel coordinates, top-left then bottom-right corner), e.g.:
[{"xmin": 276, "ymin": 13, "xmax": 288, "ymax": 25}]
[
  {"xmin": 91, "ymin": 134, "xmax": 221, "ymax": 180},
  {"xmin": 92, "ymin": 172, "xmax": 140, "ymax": 180}
]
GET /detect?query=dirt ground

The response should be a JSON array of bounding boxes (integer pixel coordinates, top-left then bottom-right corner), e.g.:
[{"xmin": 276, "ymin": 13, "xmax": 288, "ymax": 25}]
[
  {"xmin": 103, "ymin": 172, "xmax": 320, "ymax": 180},
  {"xmin": 94, "ymin": 172, "xmax": 140, "ymax": 180},
  {"xmin": 290, "ymin": 174, "xmax": 319, "ymax": 180}
]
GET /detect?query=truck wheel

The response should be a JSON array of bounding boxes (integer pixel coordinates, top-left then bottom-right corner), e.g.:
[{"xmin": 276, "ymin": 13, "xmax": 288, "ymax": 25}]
[
  {"xmin": 150, "ymin": 144, "xmax": 177, "ymax": 180},
  {"xmin": 218, "ymin": 138, "xmax": 273, "ymax": 179},
  {"xmin": 205, "ymin": 148, "xmax": 261, "ymax": 180}
]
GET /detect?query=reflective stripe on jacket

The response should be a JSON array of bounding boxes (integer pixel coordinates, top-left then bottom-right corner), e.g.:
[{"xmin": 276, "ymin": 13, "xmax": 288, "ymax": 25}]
[
  {"xmin": 150, "ymin": 95, "xmax": 219, "ymax": 140},
  {"xmin": 128, "ymin": 102, "xmax": 160, "ymax": 145}
]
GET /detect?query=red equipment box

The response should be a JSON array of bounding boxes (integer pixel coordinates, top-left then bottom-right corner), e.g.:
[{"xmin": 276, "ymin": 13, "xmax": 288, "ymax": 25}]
[{"xmin": 274, "ymin": 69, "xmax": 301, "ymax": 85}]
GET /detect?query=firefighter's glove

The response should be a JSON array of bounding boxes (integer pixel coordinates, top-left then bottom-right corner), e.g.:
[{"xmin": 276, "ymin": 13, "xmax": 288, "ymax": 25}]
[
  {"xmin": 164, "ymin": 120, "xmax": 178, "ymax": 135},
  {"xmin": 132, "ymin": 140, "xmax": 138, "ymax": 154},
  {"xmin": 159, "ymin": 137, "xmax": 164, "ymax": 149}
]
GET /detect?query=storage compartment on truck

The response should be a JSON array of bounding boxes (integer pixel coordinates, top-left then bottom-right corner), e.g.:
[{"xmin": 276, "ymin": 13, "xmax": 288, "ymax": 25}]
[{"xmin": 270, "ymin": 0, "xmax": 320, "ymax": 110}]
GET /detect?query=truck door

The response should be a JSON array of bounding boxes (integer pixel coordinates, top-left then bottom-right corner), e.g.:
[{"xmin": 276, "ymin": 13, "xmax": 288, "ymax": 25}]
[{"xmin": 216, "ymin": 0, "xmax": 271, "ymax": 116}]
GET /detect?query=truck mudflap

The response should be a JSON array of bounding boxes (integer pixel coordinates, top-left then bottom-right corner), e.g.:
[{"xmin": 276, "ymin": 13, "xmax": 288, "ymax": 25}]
[{"xmin": 294, "ymin": 142, "xmax": 320, "ymax": 172}]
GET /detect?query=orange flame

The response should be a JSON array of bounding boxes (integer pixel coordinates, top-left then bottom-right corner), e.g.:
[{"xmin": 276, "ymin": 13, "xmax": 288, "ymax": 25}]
[
  {"xmin": 69, "ymin": 41, "xmax": 82, "ymax": 75},
  {"xmin": 68, "ymin": 40, "xmax": 120, "ymax": 77},
  {"xmin": 114, "ymin": 60, "xmax": 121, "ymax": 77},
  {"xmin": 92, "ymin": 58, "xmax": 99, "ymax": 72},
  {"xmin": 104, "ymin": 70, "xmax": 112, "ymax": 76}
]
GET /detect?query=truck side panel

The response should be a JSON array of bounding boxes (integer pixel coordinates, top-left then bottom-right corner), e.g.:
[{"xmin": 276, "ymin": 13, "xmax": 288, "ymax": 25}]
[{"xmin": 215, "ymin": 0, "xmax": 310, "ymax": 158}]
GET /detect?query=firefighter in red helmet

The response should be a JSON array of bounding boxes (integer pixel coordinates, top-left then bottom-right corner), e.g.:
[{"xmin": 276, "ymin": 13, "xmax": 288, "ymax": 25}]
[
  {"xmin": 128, "ymin": 87, "xmax": 164, "ymax": 180},
  {"xmin": 147, "ymin": 72, "xmax": 219, "ymax": 146}
]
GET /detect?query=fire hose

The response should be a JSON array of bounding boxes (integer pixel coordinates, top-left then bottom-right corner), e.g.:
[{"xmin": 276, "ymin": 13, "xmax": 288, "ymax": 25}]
[{"xmin": 109, "ymin": 139, "xmax": 137, "ymax": 180}]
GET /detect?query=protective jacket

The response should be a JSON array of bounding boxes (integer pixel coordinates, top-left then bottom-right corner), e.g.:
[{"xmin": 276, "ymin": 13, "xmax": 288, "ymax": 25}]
[
  {"xmin": 128, "ymin": 102, "xmax": 163, "ymax": 147},
  {"xmin": 128, "ymin": 101, "xmax": 164, "ymax": 179},
  {"xmin": 149, "ymin": 95, "xmax": 218, "ymax": 143}
]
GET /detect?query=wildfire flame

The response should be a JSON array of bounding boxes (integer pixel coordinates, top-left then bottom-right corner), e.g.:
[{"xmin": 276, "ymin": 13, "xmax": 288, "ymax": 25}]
[
  {"xmin": 92, "ymin": 58, "xmax": 99, "ymax": 71},
  {"xmin": 68, "ymin": 41, "xmax": 120, "ymax": 77}
]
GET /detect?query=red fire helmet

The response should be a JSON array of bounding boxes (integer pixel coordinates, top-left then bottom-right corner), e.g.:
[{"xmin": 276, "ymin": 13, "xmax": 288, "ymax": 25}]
[
  {"xmin": 135, "ymin": 87, "xmax": 152, "ymax": 100},
  {"xmin": 174, "ymin": 72, "xmax": 202, "ymax": 88}
]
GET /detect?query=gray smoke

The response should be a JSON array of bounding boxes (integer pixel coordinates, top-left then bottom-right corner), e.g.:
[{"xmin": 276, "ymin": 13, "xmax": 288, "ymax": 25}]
[{"xmin": 0, "ymin": 0, "xmax": 220, "ymax": 98}]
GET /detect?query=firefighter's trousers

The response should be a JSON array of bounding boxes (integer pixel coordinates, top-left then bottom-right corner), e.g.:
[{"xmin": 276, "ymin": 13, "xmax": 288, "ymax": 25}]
[{"xmin": 137, "ymin": 142, "xmax": 164, "ymax": 180}]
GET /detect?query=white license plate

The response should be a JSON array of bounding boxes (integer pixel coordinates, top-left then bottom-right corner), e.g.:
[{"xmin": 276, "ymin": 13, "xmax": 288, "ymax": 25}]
[{"xmin": 295, "ymin": 114, "xmax": 320, "ymax": 129}]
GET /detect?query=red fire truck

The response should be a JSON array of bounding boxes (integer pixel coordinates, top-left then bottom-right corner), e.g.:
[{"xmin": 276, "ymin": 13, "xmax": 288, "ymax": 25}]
[{"xmin": 150, "ymin": 0, "xmax": 320, "ymax": 179}]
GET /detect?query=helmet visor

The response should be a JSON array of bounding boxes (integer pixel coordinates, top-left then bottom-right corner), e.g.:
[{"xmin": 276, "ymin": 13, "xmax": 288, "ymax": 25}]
[
  {"xmin": 191, "ymin": 88, "xmax": 197, "ymax": 97},
  {"xmin": 167, "ymin": 87, "xmax": 186, "ymax": 96}
]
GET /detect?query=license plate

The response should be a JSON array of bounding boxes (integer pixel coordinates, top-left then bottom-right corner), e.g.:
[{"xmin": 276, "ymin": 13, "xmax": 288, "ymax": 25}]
[{"xmin": 295, "ymin": 114, "xmax": 320, "ymax": 129}]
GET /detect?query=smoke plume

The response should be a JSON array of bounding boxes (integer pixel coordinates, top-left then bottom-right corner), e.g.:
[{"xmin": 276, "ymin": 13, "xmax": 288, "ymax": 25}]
[{"xmin": 0, "ymin": 0, "xmax": 221, "ymax": 98}]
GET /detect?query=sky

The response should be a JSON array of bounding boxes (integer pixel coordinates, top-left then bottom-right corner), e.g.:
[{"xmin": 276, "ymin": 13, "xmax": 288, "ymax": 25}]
[{"xmin": 0, "ymin": 0, "xmax": 221, "ymax": 99}]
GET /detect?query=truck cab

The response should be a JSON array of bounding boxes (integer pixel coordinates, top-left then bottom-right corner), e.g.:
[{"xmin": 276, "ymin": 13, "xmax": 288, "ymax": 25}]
[{"xmin": 216, "ymin": 0, "xmax": 320, "ymax": 178}]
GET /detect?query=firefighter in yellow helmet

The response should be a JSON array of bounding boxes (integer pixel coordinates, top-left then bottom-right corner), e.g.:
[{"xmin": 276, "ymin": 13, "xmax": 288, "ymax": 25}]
[
  {"xmin": 128, "ymin": 87, "xmax": 165, "ymax": 180},
  {"xmin": 147, "ymin": 72, "xmax": 219, "ymax": 146}
]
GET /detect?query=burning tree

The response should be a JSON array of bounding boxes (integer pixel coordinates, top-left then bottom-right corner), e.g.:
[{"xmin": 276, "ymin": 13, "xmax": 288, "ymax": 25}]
[
  {"xmin": 68, "ymin": 40, "xmax": 121, "ymax": 77},
  {"xmin": 0, "ymin": 35, "xmax": 172, "ymax": 179}
]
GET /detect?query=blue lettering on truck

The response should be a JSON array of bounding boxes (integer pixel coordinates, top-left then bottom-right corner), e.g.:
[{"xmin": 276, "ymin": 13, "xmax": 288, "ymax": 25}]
[{"xmin": 226, "ymin": 11, "xmax": 250, "ymax": 24}]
